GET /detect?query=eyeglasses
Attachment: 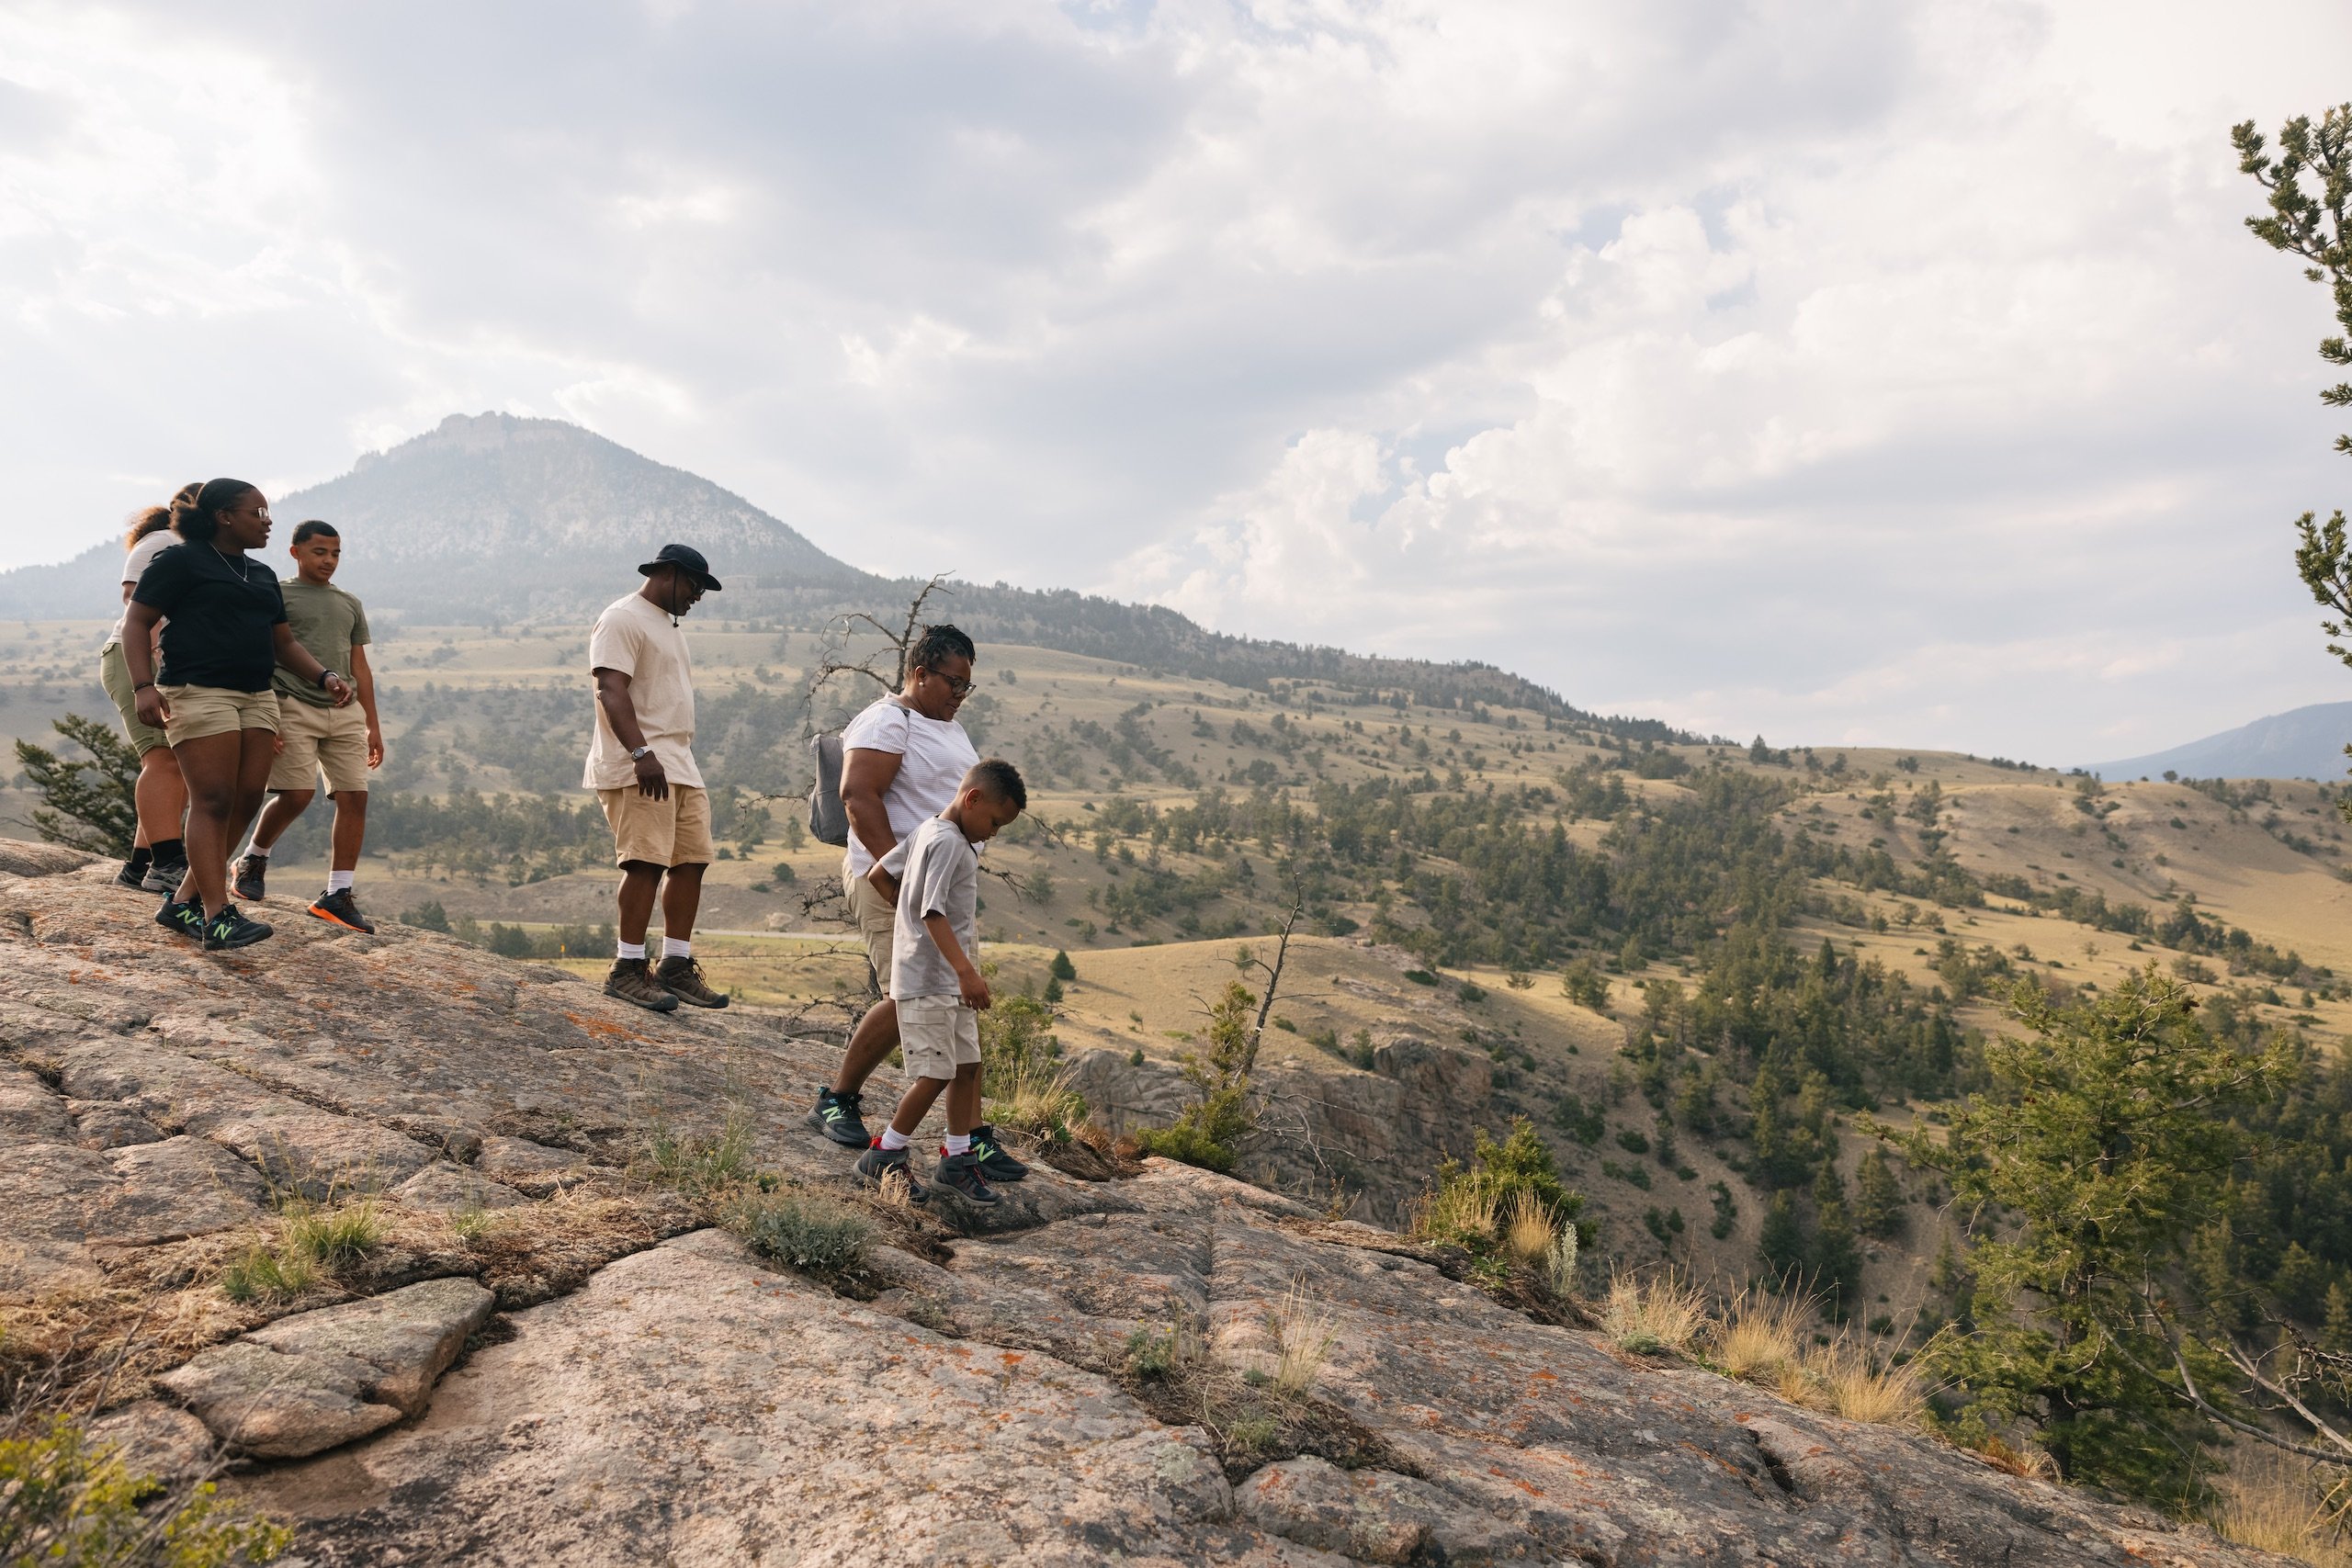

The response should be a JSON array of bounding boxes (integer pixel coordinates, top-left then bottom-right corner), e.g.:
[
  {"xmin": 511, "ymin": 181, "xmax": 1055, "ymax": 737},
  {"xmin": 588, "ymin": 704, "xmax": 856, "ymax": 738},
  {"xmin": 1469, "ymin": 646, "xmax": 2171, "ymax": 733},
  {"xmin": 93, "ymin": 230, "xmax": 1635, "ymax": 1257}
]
[{"xmin": 924, "ymin": 670, "xmax": 975, "ymax": 697}]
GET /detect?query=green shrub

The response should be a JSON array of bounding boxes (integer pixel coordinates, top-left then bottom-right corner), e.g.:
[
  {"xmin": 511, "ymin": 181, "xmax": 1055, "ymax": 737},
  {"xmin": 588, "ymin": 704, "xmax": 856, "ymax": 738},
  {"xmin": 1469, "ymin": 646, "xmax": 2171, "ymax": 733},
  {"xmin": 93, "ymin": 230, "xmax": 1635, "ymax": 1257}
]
[
  {"xmin": 727, "ymin": 1189, "xmax": 871, "ymax": 1280},
  {"xmin": 0, "ymin": 1412, "xmax": 292, "ymax": 1564}
]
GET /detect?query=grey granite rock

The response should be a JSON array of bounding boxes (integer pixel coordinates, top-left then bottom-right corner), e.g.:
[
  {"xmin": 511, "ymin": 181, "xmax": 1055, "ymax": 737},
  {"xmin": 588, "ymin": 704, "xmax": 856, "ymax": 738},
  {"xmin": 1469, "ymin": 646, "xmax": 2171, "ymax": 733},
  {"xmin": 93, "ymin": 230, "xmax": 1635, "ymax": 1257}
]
[{"xmin": 160, "ymin": 1277, "xmax": 495, "ymax": 1458}]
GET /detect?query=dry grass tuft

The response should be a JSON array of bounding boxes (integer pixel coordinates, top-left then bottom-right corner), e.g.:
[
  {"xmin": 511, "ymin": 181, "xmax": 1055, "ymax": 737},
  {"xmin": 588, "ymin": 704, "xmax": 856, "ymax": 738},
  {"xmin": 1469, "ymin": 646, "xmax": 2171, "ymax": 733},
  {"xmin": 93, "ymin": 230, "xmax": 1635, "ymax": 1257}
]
[
  {"xmin": 1970, "ymin": 1430, "xmax": 2060, "ymax": 1481},
  {"xmin": 1804, "ymin": 1338, "xmax": 1925, "ymax": 1427},
  {"xmin": 1408, "ymin": 1179, "xmax": 1498, "ymax": 1249},
  {"xmin": 989, "ymin": 1059, "xmax": 1088, "ymax": 1145},
  {"xmin": 1503, "ymin": 1190, "xmax": 1555, "ymax": 1269},
  {"xmin": 1599, "ymin": 1269, "xmax": 1706, "ymax": 1357},
  {"xmin": 2211, "ymin": 1454, "xmax": 2352, "ymax": 1568},
  {"xmin": 1266, "ymin": 1277, "xmax": 1340, "ymax": 1398},
  {"xmin": 1711, "ymin": 1287, "xmax": 1806, "ymax": 1383}
]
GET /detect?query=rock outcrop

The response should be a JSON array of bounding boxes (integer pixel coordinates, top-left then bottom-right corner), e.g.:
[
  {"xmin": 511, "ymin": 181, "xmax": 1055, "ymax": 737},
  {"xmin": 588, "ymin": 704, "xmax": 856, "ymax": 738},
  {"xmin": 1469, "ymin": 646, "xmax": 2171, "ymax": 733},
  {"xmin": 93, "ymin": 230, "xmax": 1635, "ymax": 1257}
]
[{"xmin": 0, "ymin": 845, "xmax": 2266, "ymax": 1565}]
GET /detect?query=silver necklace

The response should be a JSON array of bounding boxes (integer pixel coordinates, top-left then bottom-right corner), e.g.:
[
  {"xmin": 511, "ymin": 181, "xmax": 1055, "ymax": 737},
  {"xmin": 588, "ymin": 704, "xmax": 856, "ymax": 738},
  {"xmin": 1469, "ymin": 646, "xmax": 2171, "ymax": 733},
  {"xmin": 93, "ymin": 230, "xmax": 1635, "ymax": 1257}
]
[{"xmin": 209, "ymin": 543, "xmax": 255, "ymax": 583}]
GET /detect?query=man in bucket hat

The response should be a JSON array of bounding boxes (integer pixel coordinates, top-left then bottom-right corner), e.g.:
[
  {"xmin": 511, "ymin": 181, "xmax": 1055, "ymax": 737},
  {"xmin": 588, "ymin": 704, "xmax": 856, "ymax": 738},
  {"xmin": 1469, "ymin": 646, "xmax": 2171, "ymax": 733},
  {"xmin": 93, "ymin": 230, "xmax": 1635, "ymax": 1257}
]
[{"xmin": 584, "ymin": 544, "xmax": 728, "ymax": 1011}]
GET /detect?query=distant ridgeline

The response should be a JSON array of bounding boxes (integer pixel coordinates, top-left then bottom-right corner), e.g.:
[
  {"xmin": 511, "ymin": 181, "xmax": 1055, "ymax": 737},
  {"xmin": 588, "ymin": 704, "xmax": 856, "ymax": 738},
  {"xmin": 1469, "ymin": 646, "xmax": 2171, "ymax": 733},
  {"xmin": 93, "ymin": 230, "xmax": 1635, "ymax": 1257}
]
[{"xmin": 0, "ymin": 411, "xmax": 1680, "ymax": 742}]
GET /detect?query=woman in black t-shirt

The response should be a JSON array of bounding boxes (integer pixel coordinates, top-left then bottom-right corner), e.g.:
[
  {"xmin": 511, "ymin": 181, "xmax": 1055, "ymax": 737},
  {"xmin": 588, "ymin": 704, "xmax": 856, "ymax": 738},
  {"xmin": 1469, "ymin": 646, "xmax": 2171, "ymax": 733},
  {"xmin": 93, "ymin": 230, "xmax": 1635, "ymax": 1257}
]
[{"xmin": 124, "ymin": 479, "xmax": 352, "ymax": 952}]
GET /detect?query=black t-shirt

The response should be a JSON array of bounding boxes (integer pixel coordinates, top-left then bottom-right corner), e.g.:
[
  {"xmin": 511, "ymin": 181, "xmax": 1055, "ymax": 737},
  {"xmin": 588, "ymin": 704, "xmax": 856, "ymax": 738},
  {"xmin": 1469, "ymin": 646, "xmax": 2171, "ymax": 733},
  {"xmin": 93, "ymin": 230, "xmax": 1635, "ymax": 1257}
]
[{"xmin": 131, "ymin": 543, "xmax": 288, "ymax": 693}]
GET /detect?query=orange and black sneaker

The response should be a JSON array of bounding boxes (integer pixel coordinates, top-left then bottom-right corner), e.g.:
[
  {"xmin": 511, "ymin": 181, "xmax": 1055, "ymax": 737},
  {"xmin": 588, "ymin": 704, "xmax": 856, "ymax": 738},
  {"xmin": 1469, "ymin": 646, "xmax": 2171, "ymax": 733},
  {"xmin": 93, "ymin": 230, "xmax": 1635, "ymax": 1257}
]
[
  {"xmin": 231, "ymin": 854, "xmax": 267, "ymax": 902},
  {"xmin": 308, "ymin": 888, "xmax": 377, "ymax": 933}
]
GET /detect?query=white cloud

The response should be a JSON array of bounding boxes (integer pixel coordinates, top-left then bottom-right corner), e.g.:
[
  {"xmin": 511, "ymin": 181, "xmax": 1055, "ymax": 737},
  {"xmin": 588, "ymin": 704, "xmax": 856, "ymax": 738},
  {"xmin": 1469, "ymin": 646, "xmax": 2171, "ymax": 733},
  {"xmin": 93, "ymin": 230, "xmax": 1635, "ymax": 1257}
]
[{"xmin": 0, "ymin": 0, "xmax": 2346, "ymax": 762}]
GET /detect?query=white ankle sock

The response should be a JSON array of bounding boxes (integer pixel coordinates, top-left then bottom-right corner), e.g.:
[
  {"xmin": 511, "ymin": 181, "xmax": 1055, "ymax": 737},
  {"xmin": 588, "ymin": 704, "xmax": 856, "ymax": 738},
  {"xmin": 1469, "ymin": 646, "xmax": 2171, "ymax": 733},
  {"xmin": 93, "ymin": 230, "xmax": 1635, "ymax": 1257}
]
[
  {"xmin": 244, "ymin": 844, "xmax": 269, "ymax": 860},
  {"xmin": 326, "ymin": 870, "xmax": 354, "ymax": 893},
  {"xmin": 616, "ymin": 940, "xmax": 648, "ymax": 961},
  {"xmin": 943, "ymin": 1132, "xmax": 972, "ymax": 1156},
  {"xmin": 878, "ymin": 1127, "xmax": 911, "ymax": 1151},
  {"xmin": 662, "ymin": 936, "xmax": 693, "ymax": 959}
]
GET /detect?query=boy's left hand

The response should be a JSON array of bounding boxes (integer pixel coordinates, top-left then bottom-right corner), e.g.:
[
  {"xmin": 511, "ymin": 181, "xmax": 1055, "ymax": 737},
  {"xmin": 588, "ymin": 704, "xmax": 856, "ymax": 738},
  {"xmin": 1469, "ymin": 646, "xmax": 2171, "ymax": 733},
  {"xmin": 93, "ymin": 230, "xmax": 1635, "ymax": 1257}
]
[
  {"xmin": 367, "ymin": 728, "xmax": 385, "ymax": 769},
  {"xmin": 958, "ymin": 968, "xmax": 992, "ymax": 1011}
]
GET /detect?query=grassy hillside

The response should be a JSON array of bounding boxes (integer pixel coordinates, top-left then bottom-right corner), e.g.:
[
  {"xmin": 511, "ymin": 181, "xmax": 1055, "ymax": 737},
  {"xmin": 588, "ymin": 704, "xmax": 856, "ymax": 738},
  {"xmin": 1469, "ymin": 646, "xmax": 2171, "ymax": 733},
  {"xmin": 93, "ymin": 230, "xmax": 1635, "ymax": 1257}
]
[{"xmin": 10, "ymin": 612, "xmax": 2352, "ymax": 1371}]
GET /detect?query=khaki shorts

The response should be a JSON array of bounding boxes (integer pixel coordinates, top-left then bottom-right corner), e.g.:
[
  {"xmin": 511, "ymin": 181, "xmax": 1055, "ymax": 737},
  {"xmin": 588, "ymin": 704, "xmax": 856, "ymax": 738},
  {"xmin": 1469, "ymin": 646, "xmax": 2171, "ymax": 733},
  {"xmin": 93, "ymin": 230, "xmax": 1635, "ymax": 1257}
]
[
  {"xmin": 269, "ymin": 697, "xmax": 371, "ymax": 794},
  {"xmin": 98, "ymin": 642, "xmax": 169, "ymax": 756},
  {"xmin": 160, "ymin": 684, "xmax": 279, "ymax": 747},
  {"xmin": 845, "ymin": 860, "xmax": 897, "ymax": 990},
  {"xmin": 899, "ymin": 994, "xmax": 981, "ymax": 1081},
  {"xmin": 598, "ymin": 784, "xmax": 713, "ymax": 869}
]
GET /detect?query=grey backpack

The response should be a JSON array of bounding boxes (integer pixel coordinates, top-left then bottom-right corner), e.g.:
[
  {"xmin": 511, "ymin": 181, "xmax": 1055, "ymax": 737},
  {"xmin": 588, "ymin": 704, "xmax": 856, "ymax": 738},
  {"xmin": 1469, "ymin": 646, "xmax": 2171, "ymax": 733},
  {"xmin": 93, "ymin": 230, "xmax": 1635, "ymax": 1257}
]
[{"xmin": 808, "ymin": 732, "xmax": 849, "ymax": 847}]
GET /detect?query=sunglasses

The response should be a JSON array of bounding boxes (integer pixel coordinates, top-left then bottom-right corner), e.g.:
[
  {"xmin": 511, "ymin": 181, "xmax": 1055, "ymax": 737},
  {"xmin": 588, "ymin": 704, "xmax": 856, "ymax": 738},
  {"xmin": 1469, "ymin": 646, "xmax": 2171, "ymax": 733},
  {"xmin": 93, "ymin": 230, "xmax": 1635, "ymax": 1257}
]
[{"xmin": 924, "ymin": 670, "xmax": 975, "ymax": 697}]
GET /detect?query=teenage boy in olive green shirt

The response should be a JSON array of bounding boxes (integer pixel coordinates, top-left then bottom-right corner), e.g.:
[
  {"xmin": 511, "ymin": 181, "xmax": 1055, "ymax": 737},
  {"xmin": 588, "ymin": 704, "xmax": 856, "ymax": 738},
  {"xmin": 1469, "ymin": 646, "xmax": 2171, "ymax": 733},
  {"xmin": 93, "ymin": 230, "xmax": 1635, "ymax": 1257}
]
[{"xmin": 235, "ymin": 521, "xmax": 385, "ymax": 931}]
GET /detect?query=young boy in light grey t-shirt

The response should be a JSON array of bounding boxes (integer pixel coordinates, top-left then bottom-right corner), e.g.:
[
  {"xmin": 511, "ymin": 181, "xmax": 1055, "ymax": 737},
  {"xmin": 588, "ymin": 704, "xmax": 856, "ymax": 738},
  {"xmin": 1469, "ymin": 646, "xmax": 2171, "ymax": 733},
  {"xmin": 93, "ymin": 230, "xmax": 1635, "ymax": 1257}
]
[{"xmin": 854, "ymin": 759, "xmax": 1026, "ymax": 1205}]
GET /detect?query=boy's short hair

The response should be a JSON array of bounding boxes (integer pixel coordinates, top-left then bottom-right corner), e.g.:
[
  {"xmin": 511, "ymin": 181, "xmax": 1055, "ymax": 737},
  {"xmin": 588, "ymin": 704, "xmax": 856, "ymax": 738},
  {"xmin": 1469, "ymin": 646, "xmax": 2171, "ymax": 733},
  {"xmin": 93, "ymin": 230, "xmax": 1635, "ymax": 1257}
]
[
  {"xmin": 290, "ymin": 520, "xmax": 339, "ymax": 546},
  {"xmin": 966, "ymin": 758, "xmax": 1026, "ymax": 812}
]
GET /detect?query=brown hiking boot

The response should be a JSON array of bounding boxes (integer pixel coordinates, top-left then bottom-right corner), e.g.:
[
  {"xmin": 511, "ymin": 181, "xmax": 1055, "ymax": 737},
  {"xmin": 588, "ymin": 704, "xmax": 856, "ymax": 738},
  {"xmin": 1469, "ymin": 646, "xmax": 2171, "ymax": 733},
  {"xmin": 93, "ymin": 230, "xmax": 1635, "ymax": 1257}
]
[
  {"xmin": 657, "ymin": 955, "xmax": 729, "ymax": 1009},
  {"xmin": 605, "ymin": 957, "xmax": 679, "ymax": 1012}
]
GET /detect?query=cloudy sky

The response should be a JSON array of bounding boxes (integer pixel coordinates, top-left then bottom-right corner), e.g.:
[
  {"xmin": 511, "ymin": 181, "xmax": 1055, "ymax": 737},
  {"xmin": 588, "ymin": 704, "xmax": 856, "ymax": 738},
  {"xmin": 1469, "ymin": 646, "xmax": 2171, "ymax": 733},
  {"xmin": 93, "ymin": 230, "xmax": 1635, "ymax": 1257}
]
[{"xmin": 4, "ymin": 0, "xmax": 2348, "ymax": 762}]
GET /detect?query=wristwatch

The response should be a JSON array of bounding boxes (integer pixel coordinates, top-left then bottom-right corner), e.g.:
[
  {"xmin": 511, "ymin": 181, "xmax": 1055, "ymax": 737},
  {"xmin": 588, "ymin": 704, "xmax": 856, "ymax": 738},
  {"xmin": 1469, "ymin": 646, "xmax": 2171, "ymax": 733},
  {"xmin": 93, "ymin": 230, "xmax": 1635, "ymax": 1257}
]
[{"xmin": 630, "ymin": 745, "xmax": 653, "ymax": 761}]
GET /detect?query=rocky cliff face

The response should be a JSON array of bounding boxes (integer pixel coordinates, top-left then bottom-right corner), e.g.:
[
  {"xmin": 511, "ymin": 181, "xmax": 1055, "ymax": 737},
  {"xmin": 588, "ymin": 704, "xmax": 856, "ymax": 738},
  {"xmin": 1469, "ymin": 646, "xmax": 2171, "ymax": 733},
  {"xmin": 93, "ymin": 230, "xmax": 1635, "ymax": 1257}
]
[{"xmin": 0, "ymin": 840, "xmax": 2267, "ymax": 1566}]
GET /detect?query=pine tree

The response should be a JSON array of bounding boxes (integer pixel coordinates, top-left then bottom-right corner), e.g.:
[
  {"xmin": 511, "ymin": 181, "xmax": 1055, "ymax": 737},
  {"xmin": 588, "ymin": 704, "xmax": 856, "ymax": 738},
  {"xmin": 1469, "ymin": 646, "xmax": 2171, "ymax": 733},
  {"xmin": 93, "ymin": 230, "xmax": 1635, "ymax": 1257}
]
[
  {"xmin": 1855, "ymin": 1146, "xmax": 1905, "ymax": 1240},
  {"xmin": 2323, "ymin": 1281, "xmax": 2352, "ymax": 1354},
  {"xmin": 1809, "ymin": 1158, "xmax": 1863, "ymax": 1319},
  {"xmin": 1757, "ymin": 1191, "xmax": 1806, "ymax": 1290},
  {"xmin": 1049, "ymin": 950, "xmax": 1078, "ymax": 982},
  {"xmin": 1900, "ymin": 967, "xmax": 2294, "ymax": 1507},
  {"xmin": 13, "ymin": 714, "xmax": 140, "ymax": 855}
]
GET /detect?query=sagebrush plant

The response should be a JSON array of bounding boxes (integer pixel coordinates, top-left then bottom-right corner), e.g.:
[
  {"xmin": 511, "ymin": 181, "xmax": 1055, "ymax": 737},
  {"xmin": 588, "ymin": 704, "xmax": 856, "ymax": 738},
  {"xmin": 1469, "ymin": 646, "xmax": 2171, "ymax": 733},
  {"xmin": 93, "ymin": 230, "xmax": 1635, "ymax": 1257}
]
[
  {"xmin": 0, "ymin": 1411, "xmax": 292, "ymax": 1565},
  {"xmin": 723, "ymin": 1188, "xmax": 871, "ymax": 1280}
]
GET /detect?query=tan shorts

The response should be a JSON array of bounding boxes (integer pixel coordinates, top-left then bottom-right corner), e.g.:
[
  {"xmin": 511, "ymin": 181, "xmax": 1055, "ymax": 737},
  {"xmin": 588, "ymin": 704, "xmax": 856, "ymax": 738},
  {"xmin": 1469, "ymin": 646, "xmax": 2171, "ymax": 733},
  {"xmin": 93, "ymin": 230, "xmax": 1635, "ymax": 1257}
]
[
  {"xmin": 899, "ymin": 995, "xmax": 981, "ymax": 1081},
  {"xmin": 845, "ymin": 860, "xmax": 897, "ymax": 989},
  {"xmin": 598, "ymin": 784, "xmax": 712, "ymax": 869},
  {"xmin": 269, "ymin": 697, "xmax": 371, "ymax": 794},
  {"xmin": 160, "ymin": 684, "xmax": 279, "ymax": 747},
  {"xmin": 98, "ymin": 642, "xmax": 169, "ymax": 756}
]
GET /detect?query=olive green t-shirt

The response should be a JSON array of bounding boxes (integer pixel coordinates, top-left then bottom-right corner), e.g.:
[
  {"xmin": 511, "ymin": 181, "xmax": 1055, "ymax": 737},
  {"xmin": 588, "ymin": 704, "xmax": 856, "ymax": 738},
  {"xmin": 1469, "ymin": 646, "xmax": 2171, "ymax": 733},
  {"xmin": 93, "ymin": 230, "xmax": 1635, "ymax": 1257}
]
[{"xmin": 274, "ymin": 579, "xmax": 371, "ymax": 707}]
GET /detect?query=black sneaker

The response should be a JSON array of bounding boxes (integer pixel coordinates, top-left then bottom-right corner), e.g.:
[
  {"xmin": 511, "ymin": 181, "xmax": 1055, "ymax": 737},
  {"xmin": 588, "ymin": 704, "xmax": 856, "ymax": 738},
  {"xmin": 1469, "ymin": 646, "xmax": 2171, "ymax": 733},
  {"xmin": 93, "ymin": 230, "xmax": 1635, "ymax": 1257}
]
[
  {"xmin": 807, "ymin": 1089, "xmax": 872, "ymax": 1148},
  {"xmin": 114, "ymin": 856, "xmax": 150, "ymax": 890},
  {"xmin": 231, "ymin": 855, "xmax": 267, "ymax": 902},
  {"xmin": 141, "ymin": 856, "xmax": 187, "ymax": 896},
  {"xmin": 307, "ymin": 887, "xmax": 377, "ymax": 933},
  {"xmin": 968, "ymin": 1123, "xmax": 1029, "ymax": 1183},
  {"xmin": 932, "ymin": 1150, "xmax": 1001, "ymax": 1206},
  {"xmin": 853, "ymin": 1142, "xmax": 925, "ymax": 1201},
  {"xmin": 155, "ymin": 897, "xmax": 203, "ymax": 942},
  {"xmin": 202, "ymin": 905, "xmax": 274, "ymax": 952}
]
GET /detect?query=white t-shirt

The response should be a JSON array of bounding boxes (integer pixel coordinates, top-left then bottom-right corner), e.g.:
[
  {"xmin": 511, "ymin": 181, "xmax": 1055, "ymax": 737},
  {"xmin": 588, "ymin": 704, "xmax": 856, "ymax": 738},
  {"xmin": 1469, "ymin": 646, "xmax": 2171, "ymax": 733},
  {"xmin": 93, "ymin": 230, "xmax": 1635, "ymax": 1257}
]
[
  {"xmin": 841, "ymin": 695, "xmax": 978, "ymax": 877},
  {"xmin": 582, "ymin": 592, "xmax": 704, "ymax": 791},
  {"xmin": 105, "ymin": 531, "xmax": 175, "ymax": 647}
]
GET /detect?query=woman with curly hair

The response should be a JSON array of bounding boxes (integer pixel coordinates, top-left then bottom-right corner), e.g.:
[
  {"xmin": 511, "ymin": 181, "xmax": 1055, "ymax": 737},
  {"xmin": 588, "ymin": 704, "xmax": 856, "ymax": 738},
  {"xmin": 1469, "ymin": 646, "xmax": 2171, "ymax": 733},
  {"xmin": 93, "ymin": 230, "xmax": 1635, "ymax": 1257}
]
[{"xmin": 96, "ymin": 483, "xmax": 197, "ymax": 892}]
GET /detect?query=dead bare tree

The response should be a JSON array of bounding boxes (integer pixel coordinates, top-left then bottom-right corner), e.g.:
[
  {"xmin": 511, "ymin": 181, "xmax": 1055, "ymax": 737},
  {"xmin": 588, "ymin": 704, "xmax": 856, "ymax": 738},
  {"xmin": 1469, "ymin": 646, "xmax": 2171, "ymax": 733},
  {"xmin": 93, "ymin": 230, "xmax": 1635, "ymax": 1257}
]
[{"xmin": 804, "ymin": 573, "xmax": 954, "ymax": 727}]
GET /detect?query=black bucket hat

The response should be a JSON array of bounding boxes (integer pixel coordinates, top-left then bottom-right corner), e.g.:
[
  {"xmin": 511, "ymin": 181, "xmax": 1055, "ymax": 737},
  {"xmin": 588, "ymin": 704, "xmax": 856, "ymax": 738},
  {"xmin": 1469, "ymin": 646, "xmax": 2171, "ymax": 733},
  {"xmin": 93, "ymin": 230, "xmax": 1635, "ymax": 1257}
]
[{"xmin": 638, "ymin": 543, "xmax": 721, "ymax": 592}]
